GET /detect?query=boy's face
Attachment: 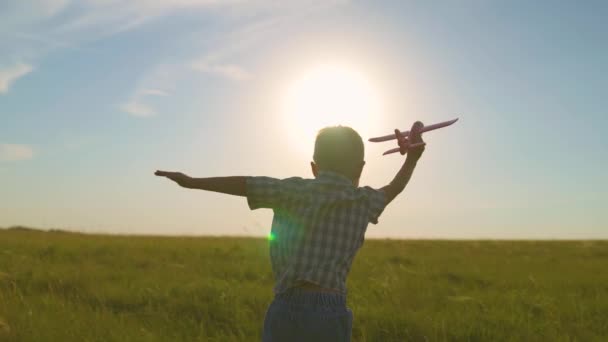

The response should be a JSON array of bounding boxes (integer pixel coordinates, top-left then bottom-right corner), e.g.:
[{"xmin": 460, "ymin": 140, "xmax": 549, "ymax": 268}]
[{"xmin": 310, "ymin": 161, "xmax": 365, "ymax": 187}]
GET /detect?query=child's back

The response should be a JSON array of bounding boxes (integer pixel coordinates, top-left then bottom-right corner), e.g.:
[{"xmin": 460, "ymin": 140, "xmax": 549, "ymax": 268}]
[
  {"xmin": 155, "ymin": 122, "xmax": 426, "ymax": 341},
  {"xmin": 247, "ymin": 170, "xmax": 385, "ymax": 295}
]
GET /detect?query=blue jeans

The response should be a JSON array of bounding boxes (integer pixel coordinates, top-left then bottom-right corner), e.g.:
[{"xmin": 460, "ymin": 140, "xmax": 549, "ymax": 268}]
[{"xmin": 262, "ymin": 288, "xmax": 353, "ymax": 342}]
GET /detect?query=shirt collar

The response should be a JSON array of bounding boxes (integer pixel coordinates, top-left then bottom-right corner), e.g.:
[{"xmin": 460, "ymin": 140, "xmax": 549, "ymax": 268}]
[{"xmin": 317, "ymin": 170, "xmax": 354, "ymax": 185}]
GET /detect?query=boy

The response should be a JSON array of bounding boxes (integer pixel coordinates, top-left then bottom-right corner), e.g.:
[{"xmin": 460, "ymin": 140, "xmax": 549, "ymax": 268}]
[{"xmin": 155, "ymin": 121, "xmax": 425, "ymax": 341}]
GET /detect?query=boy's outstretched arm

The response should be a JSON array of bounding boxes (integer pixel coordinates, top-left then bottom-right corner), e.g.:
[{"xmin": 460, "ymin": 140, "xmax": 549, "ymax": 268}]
[
  {"xmin": 380, "ymin": 121, "xmax": 425, "ymax": 205},
  {"xmin": 155, "ymin": 171, "xmax": 247, "ymax": 197}
]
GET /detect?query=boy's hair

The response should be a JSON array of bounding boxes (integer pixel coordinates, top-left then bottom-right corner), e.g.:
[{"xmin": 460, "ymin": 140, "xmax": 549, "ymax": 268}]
[{"xmin": 313, "ymin": 126, "xmax": 364, "ymax": 179}]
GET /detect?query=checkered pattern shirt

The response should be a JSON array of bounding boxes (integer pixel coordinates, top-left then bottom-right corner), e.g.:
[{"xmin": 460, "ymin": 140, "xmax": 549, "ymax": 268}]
[{"xmin": 246, "ymin": 171, "xmax": 386, "ymax": 295}]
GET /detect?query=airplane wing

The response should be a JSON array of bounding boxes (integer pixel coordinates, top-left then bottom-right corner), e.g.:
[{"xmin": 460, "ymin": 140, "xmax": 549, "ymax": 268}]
[{"xmin": 368, "ymin": 118, "xmax": 458, "ymax": 142}]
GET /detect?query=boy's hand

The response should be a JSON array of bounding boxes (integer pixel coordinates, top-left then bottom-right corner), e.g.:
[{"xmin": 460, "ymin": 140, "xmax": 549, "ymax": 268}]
[
  {"xmin": 381, "ymin": 121, "xmax": 426, "ymax": 205},
  {"xmin": 155, "ymin": 170, "xmax": 191, "ymax": 187},
  {"xmin": 395, "ymin": 121, "xmax": 425, "ymax": 162}
]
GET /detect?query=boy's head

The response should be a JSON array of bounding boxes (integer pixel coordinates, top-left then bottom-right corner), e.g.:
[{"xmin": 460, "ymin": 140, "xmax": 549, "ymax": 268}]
[{"xmin": 311, "ymin": 126, "xmax": 365, "ymax": 185}]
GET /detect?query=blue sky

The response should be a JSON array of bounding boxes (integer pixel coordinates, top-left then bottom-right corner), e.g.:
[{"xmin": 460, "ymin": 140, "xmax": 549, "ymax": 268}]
[{"xmin": 1, "ymin": 0, "xmax": 606, "ymax": 238}]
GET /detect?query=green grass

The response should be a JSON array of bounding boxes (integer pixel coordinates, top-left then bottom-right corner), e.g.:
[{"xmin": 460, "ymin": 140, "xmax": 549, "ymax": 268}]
[{"xmin": 1, "ymin": 228, "xmax": 607, "ymax": 341}]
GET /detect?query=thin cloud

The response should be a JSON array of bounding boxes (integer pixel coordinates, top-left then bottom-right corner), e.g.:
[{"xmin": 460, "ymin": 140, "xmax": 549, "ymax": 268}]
[
  {"xmin": 121, "ymin": 101, "xmax": 155, "ymax": 117},
  {"xmin": 53, "ymin": 0, "xmax": 245, "ymax": 35},
  {"xmin": 139, "ymin": 88, "xmax": 169, "ymax": 97},
  {"xmin": 13, "ymin": 32, "xmax": 78, "ymax": 50},
  {"xmin": 186, "ymin": 0, "xmax": 349, "ymax": 82},
  {"xmin": 3, "ymin": 0, "xmax": 350, "ymax": 117},
  {"xmin": 0, "ymin": 63, "xmax": 33, "ymax": 94},
  {"xmin": 0, "ymin": 144, "xmax": 34, "ymax": 162},
  {"xmin": 120, "ymin": 88, "xmax": 168, "ymax": 116},
  {"xmin": 191, "ymin": 61, "xmax": 252, "ymax": 81},
  {"xmin": 119, "ymin": 65, "xmax": 181, "ymax": 118}
]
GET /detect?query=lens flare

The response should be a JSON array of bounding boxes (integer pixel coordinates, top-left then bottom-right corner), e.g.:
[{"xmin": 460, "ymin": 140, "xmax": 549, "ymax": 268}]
[{"xmin": 268, "ymin": 232, "xmax": 276, "ymax": 242}]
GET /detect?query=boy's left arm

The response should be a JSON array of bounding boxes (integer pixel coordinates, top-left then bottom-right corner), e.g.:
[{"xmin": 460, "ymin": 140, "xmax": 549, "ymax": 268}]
[
  {"xmin": 155, "ymin": 171, "xmax": 247, "ymax": 196},
  {"xmin": 378, "ymin": 121, "xmax": 425, "ymax": 205}
]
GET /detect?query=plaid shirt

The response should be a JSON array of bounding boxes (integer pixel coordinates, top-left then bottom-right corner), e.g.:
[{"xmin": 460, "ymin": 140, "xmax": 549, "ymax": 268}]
[{"xmin": 247, "ymin": 171, "xmax": 386, "ymax": 295}]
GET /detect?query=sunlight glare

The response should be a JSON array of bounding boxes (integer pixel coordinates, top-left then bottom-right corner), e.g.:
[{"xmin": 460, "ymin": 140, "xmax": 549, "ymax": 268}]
[{"xmin": 281, "ymin": 64, "xmax": 383, "ymax": 155}]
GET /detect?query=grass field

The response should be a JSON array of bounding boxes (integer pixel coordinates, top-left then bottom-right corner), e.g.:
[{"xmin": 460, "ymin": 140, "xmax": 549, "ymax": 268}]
[{"xmin": 0, "ymin": 228, "xmax": 607, "ymax": 341}]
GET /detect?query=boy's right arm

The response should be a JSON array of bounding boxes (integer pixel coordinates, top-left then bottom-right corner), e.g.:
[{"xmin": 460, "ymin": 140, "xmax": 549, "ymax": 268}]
[
  {"xmin": 155, "ymin": 171, "xmax": 247, "ymax": 197},
  {"xmin": 380, "ymin": 121, "xmax": 425, "ymax": 205}
]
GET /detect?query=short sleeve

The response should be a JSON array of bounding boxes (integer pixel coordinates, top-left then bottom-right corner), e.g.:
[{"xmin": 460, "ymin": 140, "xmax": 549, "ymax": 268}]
[
  {"xmin": 246, "ymin": 176, "xmax": 304, "ymax": 210},
  {"xmin": 361, "ymin": 187, "xmax": 387, "ymax": 224}
]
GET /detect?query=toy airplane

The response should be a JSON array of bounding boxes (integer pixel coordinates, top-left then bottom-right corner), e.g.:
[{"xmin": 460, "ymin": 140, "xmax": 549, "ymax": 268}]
[{"xmin": 369, "ymin": 118, "xmax": 458, "ymax": 155}]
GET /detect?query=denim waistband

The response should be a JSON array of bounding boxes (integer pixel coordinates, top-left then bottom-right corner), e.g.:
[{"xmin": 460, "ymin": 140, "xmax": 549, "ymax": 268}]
[{"xmin": 275, "ymin": 287, "xmax": 347, "ymax": 308}]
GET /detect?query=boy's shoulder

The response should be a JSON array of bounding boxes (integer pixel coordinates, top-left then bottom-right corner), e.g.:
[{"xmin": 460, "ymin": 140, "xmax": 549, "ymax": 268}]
[{"xmin": 259, "ymin": 173, "xmax": 383, "ymax": 194}]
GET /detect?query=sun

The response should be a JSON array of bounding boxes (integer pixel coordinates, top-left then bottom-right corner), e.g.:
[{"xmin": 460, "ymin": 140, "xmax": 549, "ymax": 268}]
[{"xmin": 281, "ymin": 64, "xmax": 383, "ymax": 154}]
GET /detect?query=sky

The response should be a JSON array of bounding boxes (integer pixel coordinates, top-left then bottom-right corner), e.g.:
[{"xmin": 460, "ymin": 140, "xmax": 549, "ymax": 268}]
[{"xmin": 1, "ymin": 0, "xmax": 607, "ymax": 239}]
